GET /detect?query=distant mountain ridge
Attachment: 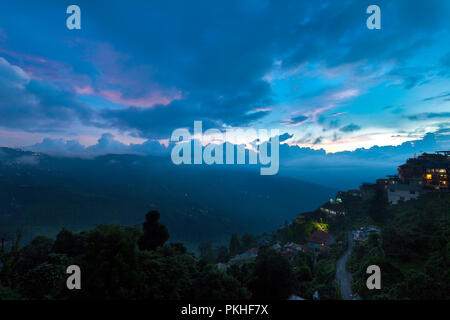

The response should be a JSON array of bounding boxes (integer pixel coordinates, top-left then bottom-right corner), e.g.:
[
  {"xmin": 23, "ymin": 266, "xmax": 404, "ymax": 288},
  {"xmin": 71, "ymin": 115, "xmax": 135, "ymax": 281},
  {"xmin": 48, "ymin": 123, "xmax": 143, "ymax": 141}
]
[
  {"xmin": 0, "ymin": 147, "xmax": 334, "ymax": 245},
  {"xmin": 21, "ymin": 132, "xmax": 449, "ymax": 189}
]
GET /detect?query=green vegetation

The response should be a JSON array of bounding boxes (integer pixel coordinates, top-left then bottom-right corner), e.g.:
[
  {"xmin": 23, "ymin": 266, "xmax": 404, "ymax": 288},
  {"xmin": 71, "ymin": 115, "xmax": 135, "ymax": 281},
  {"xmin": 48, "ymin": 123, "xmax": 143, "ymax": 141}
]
[
  {"xmin": 0, "ymin": 212, "xmax": 251, "ymax": 300},
  {"xmin": 1, "ymin": 165, "xmax": 448, "ymax": 300},
  {"xmin": 348, "ymin": 193, "xmax": 449, "ymax": 299}
]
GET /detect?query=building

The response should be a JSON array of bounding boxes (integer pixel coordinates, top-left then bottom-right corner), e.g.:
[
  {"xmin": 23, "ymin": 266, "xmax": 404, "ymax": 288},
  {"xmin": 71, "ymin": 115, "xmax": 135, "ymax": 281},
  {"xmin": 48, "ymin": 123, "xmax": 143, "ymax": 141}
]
[
  {"xmin": 360, "ymin": 183, "xmax": 377, "ymax": 200},
  {"xmin": 307, "ymin": 231, "xmax": 335, "ymax": 250},
  {"xmin": 398, "ymin": 152, "xmax": 449, "ymax": 191},
  {"xmin": 353, "ymin": 226, "xmax": 380, "ymax": 243},
  {"xmin": 283, "ymin": 242, "xmax": 306, "ymax": 256},
  {"xmin": 387, "ymin": 183, "xmax": 424, "ymax": 204},
  {"xmin": 272, "ymin": 242, "xmax": 305, "ymax": 256},
  {"xmin": 376, "ymin": 175, "xmax": 400, "ymax": 190},
  {"xmin": 229, "ymin": 248, "xmax": 258, "ymax": 265},
  {"xmin": 320, "ymin": 201, "xmax": 345, "ymax": 216}
]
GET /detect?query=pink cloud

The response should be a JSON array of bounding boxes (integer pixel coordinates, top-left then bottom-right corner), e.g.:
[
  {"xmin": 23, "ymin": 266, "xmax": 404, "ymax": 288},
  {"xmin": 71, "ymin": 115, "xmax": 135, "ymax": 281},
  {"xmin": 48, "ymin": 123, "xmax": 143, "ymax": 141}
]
[
  {"xmin": 75, "ymin": 85, "xmax": 95, "ymax": 95},
  {"xmin": 0, "ymin": 48, "xmax": 91, "ymax": 88},
  {"xmin": 98, "ymin": 89, "xmax": 181, "ymax": 107},
  {"xmin": 1, "ymin": 41, "xmax": 182, "ymax": 109}
]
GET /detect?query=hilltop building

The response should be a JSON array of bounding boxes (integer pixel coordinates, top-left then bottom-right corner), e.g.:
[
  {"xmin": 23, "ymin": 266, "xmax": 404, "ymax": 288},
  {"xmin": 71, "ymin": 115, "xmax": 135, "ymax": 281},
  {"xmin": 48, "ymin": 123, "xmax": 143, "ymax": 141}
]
[
  {"xmin": 359, "ymin": 151, "xmax": 449, "ymax": 205},
  {"xmin": 398, "ymin": 151, "xmax": 449, "ymax": 191},
  {"xmin": 387, "ymin": 183, "xmax": 424, "ymax": 204}
]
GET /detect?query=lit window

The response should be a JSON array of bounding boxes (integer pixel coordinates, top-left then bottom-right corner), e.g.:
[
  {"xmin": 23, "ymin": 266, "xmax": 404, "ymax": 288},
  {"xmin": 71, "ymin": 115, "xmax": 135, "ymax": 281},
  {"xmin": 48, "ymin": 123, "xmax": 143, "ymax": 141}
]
[{"xmin": 426, "ymin": 174, "xmax": 432, "ymax": 179}]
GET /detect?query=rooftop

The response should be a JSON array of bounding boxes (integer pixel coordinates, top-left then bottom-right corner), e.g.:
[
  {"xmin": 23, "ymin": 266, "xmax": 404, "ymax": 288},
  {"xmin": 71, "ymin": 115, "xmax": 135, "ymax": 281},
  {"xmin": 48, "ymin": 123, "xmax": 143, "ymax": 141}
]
[{"xmin": 307, "ymin": 231, "xmax": 334, "ymax": 244}]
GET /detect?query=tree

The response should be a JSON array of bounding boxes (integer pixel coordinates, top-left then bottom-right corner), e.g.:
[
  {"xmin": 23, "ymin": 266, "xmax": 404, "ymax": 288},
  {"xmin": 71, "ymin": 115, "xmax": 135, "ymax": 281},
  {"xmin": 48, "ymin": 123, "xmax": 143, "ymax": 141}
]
[
  {"xmin": 191, "ymin": 264, "xmax": 249, "ymax": 300},
  {"xmin": 216, "ymin": 246, "xmax": 230, "ymax": 263},
  {"xmin": 15, "ymin": 236, "xmax": 54, "ymax": 284},
  {"xmin": 72, "ymin": 225, "xmax": 146, "ymax": 300},
  {"xmin": 368, "ymin": 187, "xmax": 388, "ymax": 223},
  {"xmin": 368, "ymin": 233, "xmax": 380, "ymax": 248},
  {"xmin": 249, "ymin": 246, "xmax": 294, "ymax": 300},
  {"xmin": 198, "ymin": 242, "xmax": 216, "ymax": 263},
  {"xmin": 138, "ymin": 210, "xmax": 170, "ymax": 251},
  {"xmin": 229, "ymin": 233, "xmax": 241, "ymax": 256},
  {"xmin": 52, "ymin": 228, "xmax": 84, "ymax": 257},
  {"xmin": 21, "ymin": 258, "xmax": 67, "ymax": 299},
  {"xmin": 0, "ymin": 284, "xmax": 20, "ymax": 300},
  {"xmin": 241, "ymin": 232, "xmax": 256, "ymax": 251}
]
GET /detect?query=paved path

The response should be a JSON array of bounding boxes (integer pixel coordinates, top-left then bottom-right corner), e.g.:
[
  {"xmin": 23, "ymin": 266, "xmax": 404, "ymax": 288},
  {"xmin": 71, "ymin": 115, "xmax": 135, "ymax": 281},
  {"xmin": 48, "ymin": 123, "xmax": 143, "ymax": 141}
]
[{"xmin": 336, "ymin": 232, "xmax": 354, "ymax": 300}]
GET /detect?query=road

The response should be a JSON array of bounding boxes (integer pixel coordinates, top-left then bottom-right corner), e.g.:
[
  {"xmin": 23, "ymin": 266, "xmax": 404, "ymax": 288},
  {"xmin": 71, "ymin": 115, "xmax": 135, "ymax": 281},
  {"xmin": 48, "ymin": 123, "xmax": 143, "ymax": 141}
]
[{"xmin": 336, "ymin": 232, "xmax": 354, "ymax": 300}]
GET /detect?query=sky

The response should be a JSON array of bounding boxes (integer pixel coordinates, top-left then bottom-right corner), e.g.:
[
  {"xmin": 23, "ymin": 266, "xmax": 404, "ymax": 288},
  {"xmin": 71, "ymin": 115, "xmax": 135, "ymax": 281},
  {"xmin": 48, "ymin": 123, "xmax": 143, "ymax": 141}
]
[{"xmin": 0, "ymin": 0, "xmax": 449, "ymax": 153}]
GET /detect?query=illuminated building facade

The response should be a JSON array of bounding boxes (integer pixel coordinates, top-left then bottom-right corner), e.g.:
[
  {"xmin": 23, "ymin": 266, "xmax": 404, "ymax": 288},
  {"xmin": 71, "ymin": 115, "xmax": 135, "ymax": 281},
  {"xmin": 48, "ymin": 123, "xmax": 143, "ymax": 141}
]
[{"xmin": 398, "ymin": 151, "xmax": 449, "ymax": 192}]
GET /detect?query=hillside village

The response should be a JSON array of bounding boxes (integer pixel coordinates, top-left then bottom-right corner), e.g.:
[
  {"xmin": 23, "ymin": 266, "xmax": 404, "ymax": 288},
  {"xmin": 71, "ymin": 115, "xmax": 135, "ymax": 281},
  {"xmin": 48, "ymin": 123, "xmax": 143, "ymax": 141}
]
[
  {"xmin": 212, "ymin": 151, "xmax": 449, "ymax": 299},
  {"xmin": 220, "ymin": 151, "xmax": 449, "ymax": 264}
]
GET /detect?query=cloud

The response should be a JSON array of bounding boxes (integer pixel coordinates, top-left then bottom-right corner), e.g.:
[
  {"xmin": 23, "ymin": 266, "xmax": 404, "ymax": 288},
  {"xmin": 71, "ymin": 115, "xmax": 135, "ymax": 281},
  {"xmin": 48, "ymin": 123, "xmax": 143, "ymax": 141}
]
[
  {"xmin": 388, "ymin": 66, "xmax": 435, "ymax": 89},
  {"xmin": 422, "ymin": 92, "xmax": 450, "ymax": 102},
  {"xmin": 0, "ymin": 57, "xmax": 92, "ymax": 132},
  {"xmin": 281, "ymin": 115, "xmax": 309, "ymax": 126},
  {"xmin": 407, "ymin": 112, "xmax": 450, "ymax": 121},
  {"xmin": 313, "ymin": 137, "xmax": 322, "ymax": 145},
  {"xmin": 23, "ymin": 133, "xmax": 169, "ymax": 157},
  {"xmin": 279, "ymin": 133, "xmax": 293, "ymax": 142},
  {"xmin": 1, "ymin": 0, "xmax": 450, "ymax": 151},
  {"xmin": 339, "ymin": 123, "xmax": 361, "ymax": 132},
  {"xmin": 291, "ymin": 115, "xmax": 308, "ymax": 123}
]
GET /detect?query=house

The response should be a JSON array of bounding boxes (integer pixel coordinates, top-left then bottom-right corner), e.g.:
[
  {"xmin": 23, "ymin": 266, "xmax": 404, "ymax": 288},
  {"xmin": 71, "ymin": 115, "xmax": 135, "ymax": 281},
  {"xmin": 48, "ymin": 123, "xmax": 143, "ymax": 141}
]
[
  {"xmin": 353, "ymin": 226, "xmax": 380, "ymax": 243},
  {"xmin": 272, "ymin": 242, "xmax": 305, "ymax": 256},
  {"xmin": 283, "ymin": 242, "xmax": 305, "ymax": 256},
  {"xmin": 229, "ymin": 248, "xmax": 258, "ymax": 265},
  {"xmin": 272, "ymin": 243, "xmax": 282, "ymax": 251},
  {"xmin": 398, "ymin": 151, "xmax": 449, "ymax": 191},
  {"xmin": 307, "ymin": 231, "xmax": 335, "ymax": 250},
  {"xmin": 387, "ymin": 184, "xmax": 424, "ymax": 205}
]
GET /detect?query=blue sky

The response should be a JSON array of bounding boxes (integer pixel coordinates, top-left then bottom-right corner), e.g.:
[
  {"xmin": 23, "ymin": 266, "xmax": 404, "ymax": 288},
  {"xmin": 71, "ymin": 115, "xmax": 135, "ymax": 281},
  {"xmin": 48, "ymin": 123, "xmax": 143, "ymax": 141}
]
[{"xmin": 0, "ymin": 0, "xmax": 449, "ymax": 152}]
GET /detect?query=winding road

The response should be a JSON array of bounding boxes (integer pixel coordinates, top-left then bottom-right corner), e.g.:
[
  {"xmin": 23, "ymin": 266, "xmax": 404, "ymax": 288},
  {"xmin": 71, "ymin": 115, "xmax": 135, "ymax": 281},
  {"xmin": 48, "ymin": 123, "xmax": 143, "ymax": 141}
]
[{"xmin": 336, "ymin": 232, "xmax": 354, "ymax": 300}]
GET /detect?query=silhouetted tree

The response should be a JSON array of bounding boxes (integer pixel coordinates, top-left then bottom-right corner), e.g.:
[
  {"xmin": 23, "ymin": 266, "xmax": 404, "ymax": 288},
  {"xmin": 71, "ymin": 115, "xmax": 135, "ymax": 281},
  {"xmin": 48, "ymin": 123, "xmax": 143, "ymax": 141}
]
[
  {"xmin": 216, "ymin": 245, "xmax": 230, "ymax": 263},
  {"xmin": 138, "ymin": 211, "xmax": 169, "ymax": 251},
  {"xmin": 229, "ymin": 233, "xmax": 241, "ymax": 256},
  {"xmin": 52, "ymin": 228, "xmax": 84, "ymax": 257},
  {"xmin": 368, "ymin": 187, "xmax": 388, "ymax": 223},
  {"xmin": 241, "ymin": 232, "xmax": 256, "ymax": 251},
  {"xmin": 249, "ymin": 246, "xmax": 294, "ymax": 299},
  {"xmin": 199, "ymin": 242, "xmax": 216, "ymax": 263}
]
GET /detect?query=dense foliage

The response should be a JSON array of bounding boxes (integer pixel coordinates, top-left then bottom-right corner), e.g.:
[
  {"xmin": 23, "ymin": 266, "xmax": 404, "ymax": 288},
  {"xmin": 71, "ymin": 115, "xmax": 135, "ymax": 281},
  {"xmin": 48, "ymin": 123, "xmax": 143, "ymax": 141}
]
[
  {"xmin": 0, "ymin": 211, "xmax": 252, "ymax": 300},
  {"xmin": 348, "ymin": 193, "xmax": 449, "ymax": 299}
]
